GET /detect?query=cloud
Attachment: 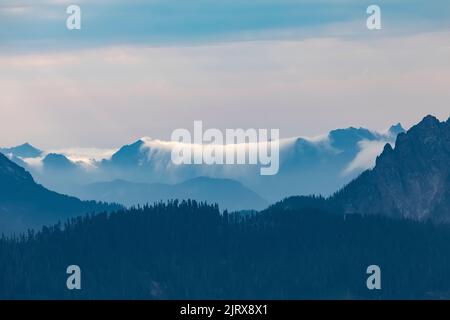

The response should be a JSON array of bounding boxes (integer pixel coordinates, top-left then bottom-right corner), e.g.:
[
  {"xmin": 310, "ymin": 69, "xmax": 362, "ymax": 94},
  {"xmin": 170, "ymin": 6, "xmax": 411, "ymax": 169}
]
[
  {"xmin": 21, "ymin": 157, "xmax": 45, "ymax": 171},
  {"xmin": 18, "ymin": 147, "xmax": 117, "ymax": 172},
  {"xmin": 48, "ymin": 147, "xmax": 117, "ymax": 163},
  {"xmin": 343, "ymin": 140, "xmax": 388, "ymax": 175}
]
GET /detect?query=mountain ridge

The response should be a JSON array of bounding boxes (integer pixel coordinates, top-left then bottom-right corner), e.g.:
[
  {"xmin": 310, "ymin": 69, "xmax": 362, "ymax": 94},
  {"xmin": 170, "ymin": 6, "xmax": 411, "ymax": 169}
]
[
  {"xmin": 0, "ymin": 153, "xmax": 120, "ymax": 234},
  {"xmin": 332, "ymin": 115, "xmax": 450, "ymax": 221},
  {"xmin": 76, "ymin": 176, "xmax": 268, "ymax": 212},
  {"xmin": 1, "ymin": 123, "xmax": 406, "ymax": 203}
]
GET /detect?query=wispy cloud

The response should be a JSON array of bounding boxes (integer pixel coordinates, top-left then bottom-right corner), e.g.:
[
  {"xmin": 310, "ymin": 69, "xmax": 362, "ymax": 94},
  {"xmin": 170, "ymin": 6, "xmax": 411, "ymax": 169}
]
[
  {"xmin": 343, "ymin": 140, "xmax": 389, "ymax": 175},
  {"xmin": 48, "ymin": 147, "xmax": 117, "ymax": 162}
]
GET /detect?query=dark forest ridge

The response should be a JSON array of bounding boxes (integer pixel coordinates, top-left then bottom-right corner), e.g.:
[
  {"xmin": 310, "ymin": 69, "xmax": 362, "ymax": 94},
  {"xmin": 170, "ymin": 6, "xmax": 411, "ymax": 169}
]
[{"xmin": 1, "ymin": 201, "xmax": 450, "ymax": 299}]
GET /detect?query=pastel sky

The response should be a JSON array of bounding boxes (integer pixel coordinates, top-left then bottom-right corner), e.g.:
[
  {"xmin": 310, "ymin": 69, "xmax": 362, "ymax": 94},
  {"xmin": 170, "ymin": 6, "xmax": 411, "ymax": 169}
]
[{"xmin": 0, "ymin": 0, "xmax": 449, "ymax": 149}]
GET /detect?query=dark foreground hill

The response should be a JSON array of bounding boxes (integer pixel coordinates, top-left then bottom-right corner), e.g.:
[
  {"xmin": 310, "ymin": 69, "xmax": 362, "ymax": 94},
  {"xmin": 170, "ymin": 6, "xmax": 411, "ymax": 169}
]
[
  {"xmin": 1, "ymin": 201, "xmax": 450, "ymax": 299},
  {"xmin": 0, "ymin": 153, "xmax": 120, "ymax": 234}
]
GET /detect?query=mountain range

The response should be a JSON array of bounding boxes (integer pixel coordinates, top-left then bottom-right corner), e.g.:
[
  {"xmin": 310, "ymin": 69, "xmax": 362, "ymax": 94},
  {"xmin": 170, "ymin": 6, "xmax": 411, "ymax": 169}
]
[
  {"xmin": 0, "ymin": 123, "xmax": 405, "ymax": 208},
  {"xmin": 0, "ymin": 115, "xmax": 448, "ymax": 234},
  {"xmin": 0, "ymin": 115, "xmax": 449, "ymax": 298}
]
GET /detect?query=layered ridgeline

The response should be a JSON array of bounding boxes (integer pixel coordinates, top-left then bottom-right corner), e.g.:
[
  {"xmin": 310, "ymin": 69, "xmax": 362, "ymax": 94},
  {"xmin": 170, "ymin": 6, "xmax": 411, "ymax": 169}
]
[
  {"xmin": 1, "ymin": 123, "xmax": 404, "ymax": 207},
  {"xmin": 0, "ymin": 115, "xmax": 447, "ymax": 226},
  {"xmin": 0, "ymin": 153, "xmax": 120, "ymax": 234},
  {"xmin": 0, "ymin": 116, "xmax": 449, "ymax": 299},
  {"xmin": 333, "ymin": 115, "xmax": 450, "ymax": 221},
  {"xmin": 77, "ymin": 177, "xmax": 267, "ymax": 212}
]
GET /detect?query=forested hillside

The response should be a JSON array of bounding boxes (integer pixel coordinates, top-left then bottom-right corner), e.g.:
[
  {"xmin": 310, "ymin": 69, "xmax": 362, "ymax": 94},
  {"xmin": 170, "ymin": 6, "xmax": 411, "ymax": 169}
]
[{"xmin": 1, "ymin": 201, "xmax": 450, "ymax": 299}]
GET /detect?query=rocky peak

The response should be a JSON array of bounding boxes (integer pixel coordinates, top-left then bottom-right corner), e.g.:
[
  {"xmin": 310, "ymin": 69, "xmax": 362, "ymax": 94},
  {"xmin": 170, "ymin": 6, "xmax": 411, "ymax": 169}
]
[{"xmin": 335, "ymin": 115, "xmax": 450, "ymax": 222}]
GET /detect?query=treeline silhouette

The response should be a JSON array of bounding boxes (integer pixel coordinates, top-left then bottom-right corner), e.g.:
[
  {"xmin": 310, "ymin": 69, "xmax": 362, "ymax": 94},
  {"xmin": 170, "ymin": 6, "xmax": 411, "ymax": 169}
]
[{"xmin": 1, "ymin": 199, "xmax": 450, "ymax": 299}]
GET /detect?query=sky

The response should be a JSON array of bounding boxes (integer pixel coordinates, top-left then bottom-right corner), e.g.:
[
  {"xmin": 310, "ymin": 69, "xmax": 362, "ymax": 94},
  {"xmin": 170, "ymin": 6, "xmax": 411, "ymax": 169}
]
[{"xmin": 0, "ymin": 0, "xmax": 450, "ymax": 149}]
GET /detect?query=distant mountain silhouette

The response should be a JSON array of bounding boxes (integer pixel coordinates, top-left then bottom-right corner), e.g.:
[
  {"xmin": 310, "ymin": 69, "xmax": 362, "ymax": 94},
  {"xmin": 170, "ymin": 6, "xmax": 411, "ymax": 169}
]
[
  {"xmin": 0, "ymin": 143, "xmax": 42, "ymax": 158},
  {"xmin": 261, "ymin": 124, "xmax": 404, "ymax": 201},
  {"xmin": 328, "ymin": 127, "xmax": 377, "ymax": 152},
  {"xmin": 43, "ymin": 153, "xmax": 78, "ymax": 171},
  {"xmin": 76, "ymin": 176, "xmax": 268, "ymax": 211},
  {"xmin": 0, "ymin": 153, "xmax": 120, "ymax": 234},
  {"xmin": 388, "ymin": 123, "xmax": 405, "ymax": 136},
  {"xmin": 1, "ymin": 124, "xmax": 405, "ymax": 203},
  {"xmin": 105, "ymin": 139, "xmax": 145, "ymax": 167},
  {"xmin": 333, "ymin": 115, "xmax": 450, "ymax": 221}
]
